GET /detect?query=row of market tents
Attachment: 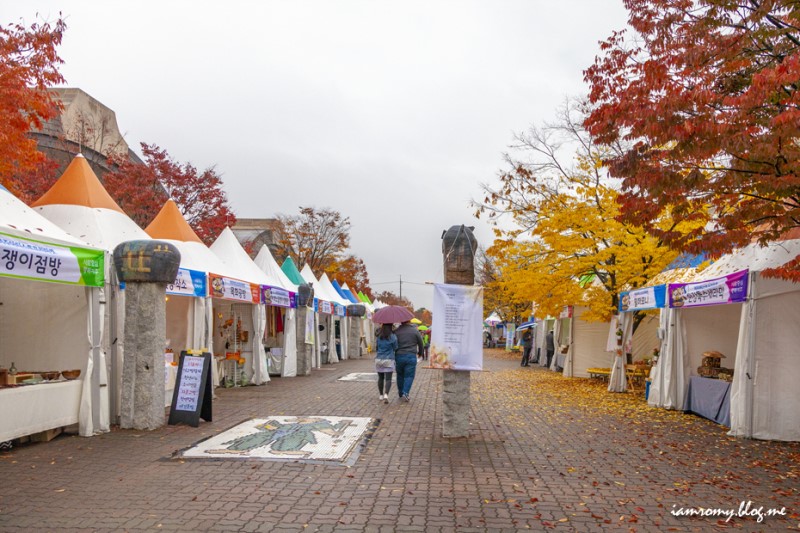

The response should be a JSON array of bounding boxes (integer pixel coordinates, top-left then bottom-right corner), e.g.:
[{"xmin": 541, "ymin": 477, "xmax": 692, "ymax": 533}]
[
  {"xmin": 495, "ymin": 238, "xmax": 800, "ymax": 443},
  {"xmin": 0, "ymin": 154, "xmax": 380, "ymax": 444}
]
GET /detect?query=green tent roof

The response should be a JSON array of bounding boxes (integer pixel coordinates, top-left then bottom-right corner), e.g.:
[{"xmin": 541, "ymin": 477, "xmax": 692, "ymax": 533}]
[
  {"xmin": 358, "ymin": 291, "xmax": 372, "ymax": 305},
  {"xmin": 281, "ymin": 257, "xmax": 306, "ymax": 286}
]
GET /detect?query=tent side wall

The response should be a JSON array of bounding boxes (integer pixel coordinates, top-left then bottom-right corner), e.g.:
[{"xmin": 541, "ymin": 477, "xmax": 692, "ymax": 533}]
[
  {"xmin": 746, "ymin": 276, "xmax": 800, "ymax": 441},
  {"xmin": 569, "ymin": 307, "xmax": 612, "ymax": 378}
]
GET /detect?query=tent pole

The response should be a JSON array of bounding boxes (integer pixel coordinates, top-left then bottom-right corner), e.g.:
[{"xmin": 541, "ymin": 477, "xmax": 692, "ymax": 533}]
[{"xmin": 745, "ymin": 271, "xmax": 758, "ymax": 438}]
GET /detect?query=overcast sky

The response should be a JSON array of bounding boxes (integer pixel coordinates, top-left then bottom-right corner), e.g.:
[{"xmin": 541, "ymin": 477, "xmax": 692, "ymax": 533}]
[{"xmin": 7, "ymin": 1, "xmax": 629, "ymax": 310}]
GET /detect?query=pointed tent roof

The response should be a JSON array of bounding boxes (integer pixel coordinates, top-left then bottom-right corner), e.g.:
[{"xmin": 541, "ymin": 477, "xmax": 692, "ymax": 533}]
[
  {"xmin": 145, "ymin": 200, "xmax": 232, "ymax": 276},
  {"xmin": 319, "ymin": 273, "xmax": 351, "ymax": 306},
  {"xmin": 357, "ymin": 291, "xmax": 372, "ymax": 305},
  {"xmin": 331, "ymin": 279, "xmax": 348, "ymax": 299},
  {"xmin": 31, "ymin": 154, "xmax": 124, "ymax": 213},
  {"xmin": 145, "ymin": 200, "xmax": 203, "ymax": 243},
  {"xmin": 300, "ymin": 264, "xmax": 328, "ymax": 304},
  {"xmin": 210, "ymin": 227, "xmax": 272, "ymax": 285},
  {"xmin": 485, "ymin": 311, "xmax": 503, "ymax": 325},
  {"xmin": 32, "ymin": 154, "xmax": 149, "ymax": 250},
  {"xmin": 339, "ymin": 282, "xmax": 361, "ymax": 304},
  {"xmin": 254, "ymin": 245, "xmax": 297, "ymax": 291},
  {"xmin": 0, "ymin": 184, "xmax": 94, "ymax": 248},
  {"xmin": 281, "ymin": 256, "xmax": 306, "ymax": 286}
]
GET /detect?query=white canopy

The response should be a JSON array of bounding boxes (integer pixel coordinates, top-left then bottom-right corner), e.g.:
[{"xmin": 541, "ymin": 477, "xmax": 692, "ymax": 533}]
[
  {"xmin": 254, "ymin": 245, "xmax": 298, "ymax": 377},
  {"xmin": 1, "ymin": 182, "xmax": 105, "ymax": 440}
]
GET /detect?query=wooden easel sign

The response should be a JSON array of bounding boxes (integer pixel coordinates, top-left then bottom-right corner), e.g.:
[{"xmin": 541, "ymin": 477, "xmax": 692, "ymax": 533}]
[{"xmin": 168, "ymin": 351, "xmax": 213, "ymax": 427}]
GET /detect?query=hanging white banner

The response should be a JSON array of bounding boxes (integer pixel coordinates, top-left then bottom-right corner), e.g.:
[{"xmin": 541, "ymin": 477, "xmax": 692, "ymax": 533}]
[{"xmin": 430, "ymin": 283, "xmax": 483, "ymax": 371}]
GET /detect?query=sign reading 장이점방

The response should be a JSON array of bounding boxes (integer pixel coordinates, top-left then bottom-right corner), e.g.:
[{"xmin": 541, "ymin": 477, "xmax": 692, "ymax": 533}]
[
  {"xmin": 430, "ymin": 283, "xmax": 483, "ymax": 371},
  {"xmin": 168, "ymin": 351, "xmax": 212, "ymax": 427},
  {"xmin": 0, "ymin": 232, "xmax": 104, "ymax": 287}
]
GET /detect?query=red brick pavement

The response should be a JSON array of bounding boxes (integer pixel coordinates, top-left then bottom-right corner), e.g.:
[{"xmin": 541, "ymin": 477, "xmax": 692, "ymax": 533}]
[{"xmin": 0, "ymin": 351, "xmax": 797, "ymax": 532}]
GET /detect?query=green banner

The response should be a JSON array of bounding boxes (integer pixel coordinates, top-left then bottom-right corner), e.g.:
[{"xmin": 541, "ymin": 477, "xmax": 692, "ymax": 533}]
[{"xmin": 0, "ymin": 232, "xmax": 105, "ymax": 287}]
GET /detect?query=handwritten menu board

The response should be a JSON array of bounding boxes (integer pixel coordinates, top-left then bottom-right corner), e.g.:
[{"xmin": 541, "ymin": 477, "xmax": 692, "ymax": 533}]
[{"xmin": 168, "ymin": 351, "xmax": 212, "ymax": 427}]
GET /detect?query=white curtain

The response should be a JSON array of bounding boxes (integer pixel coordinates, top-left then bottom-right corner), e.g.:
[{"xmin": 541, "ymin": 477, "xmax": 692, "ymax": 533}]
[
  {"xmin": 608, "ymin": 313, "xmax": 632, "ymax": 393},
  {"xmin": 79, "ymin": 285, "xmax": 106, "ymax": 436},
  {"xmin": 282, "ymin": 308, "xmax": 298, "ymax": 377},
  {"xmin": 250, "ymin": 304, "xmax": 269, "ymax": 384},
  {"xmin": 660, "ymin": 308, "xmax": 688, "ymax": 410},
  {"xmin": 328, "ymin": 316, "xmax": 338, "ymax": 363},
  {"xmin": 647, "ymin": 308, "xmax": 669, "ymax": 407}
]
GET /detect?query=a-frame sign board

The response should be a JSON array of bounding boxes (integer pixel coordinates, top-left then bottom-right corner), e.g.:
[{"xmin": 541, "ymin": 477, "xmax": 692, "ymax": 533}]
[{"xmin": 168, "ymin": 351, "xmax": 212, "ymax": 427}]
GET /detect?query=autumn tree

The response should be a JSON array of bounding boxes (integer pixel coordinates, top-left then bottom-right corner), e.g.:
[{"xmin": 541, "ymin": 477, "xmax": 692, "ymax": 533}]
[
  {"xmin": 584, "ymin": 0, "xmax": 800, "ymax": 280},
  {"xmin": 414, "ymin": 308, "xmax": 433, "ymax": 325},
  {"xmin": 374, "ymin": 290, "xmax": 414, "ymax": 310},
  {"xmin": 476, "ymin": 246, "xmax": 531, "ymax": 325},
  {"xmin": 273, "ymin": 207, "xmax": 351, "ymax": 273},
  {"xmin": 0, "ymin": 16, "xmax": 65, "ymax": 199},
  {"xmin": 324, "ymin": 254, "xmax": 373, "ymax": 299},
  {"xmin": 475, "ymin": 101, "xmax": 699, "ymax": 321},
  {"xmin": 104, "ymin": 143, "xmax": 235, "ymax": 244}
]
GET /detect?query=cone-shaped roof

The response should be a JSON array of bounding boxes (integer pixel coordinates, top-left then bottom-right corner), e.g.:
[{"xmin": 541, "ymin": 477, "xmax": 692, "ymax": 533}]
[
  {"xmin": 31, "ymin": 154, "xmax": 125, "ymax": 213},
  {"xmin": 145, "ymin": 199, "xmax": 203, "ymax": 243},
  {"xmin": 281, "ymin": 257, "xmax": 306, "ymax": 286},
  {"xmin": 210, "ymin": 227, "xmax": 272, "ymax": 285},
  {"xmin": 254, "ymin": 245, "xmax": 297, "ymax": 290}
]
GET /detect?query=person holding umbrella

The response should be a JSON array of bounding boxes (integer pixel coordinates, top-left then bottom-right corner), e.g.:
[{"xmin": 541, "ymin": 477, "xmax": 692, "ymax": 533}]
[
  {"xmin": 374, "ymin": 323, "xmax": 397, "ymax": 403},
  {"xmin": 372, "ymin": 306, "xmax": 425, "ymax": 402}
]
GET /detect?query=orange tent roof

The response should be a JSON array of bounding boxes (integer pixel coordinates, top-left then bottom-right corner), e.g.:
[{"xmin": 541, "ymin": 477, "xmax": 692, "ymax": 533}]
[
  {"xmin": 31, "ymin": 154, "xmax": 125, "ymax": 213},
  {"xmin": 145, "ymin": 199, "xmax": 203, "ymax": 243}
]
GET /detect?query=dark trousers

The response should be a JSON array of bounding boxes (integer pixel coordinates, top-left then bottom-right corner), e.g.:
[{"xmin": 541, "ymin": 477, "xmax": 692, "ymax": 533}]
[
  {"xmin": 395, "ymin": 353, "xmax": 418, "ymax": 397},
  {"xmin": 377, "ymin": 372, "xmax": 393, "ymax": 395},
  {"xmin": 521, "ymin": 346, "xmax": 532, "ymax": 366},
  {"xmin": 546, "ymin": 349, "xmax": 554, "ymax": 368}
]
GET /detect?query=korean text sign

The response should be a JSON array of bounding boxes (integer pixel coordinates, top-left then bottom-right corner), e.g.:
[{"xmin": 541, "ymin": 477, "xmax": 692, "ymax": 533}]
[
  {"xmin": 668, "ymin": 270, "xmax": 749, "ymax": 308},
  {"xmin": 430, "ymin": 283, "xmax": 483, "ymax": 371}
]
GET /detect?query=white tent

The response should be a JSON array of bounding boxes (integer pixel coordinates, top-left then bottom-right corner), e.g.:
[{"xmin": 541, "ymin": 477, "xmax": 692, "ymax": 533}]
[
  {"xmin": 210, "ymin": 228, "xmax": 273, "ymax": 385},
  {"xmin": 300, "ymin": 264, "xmax": 339, "ymax": 364},
  {"xmin": 655, "ymin": 239, "xmax": 800, "ymax": 441},
  {"xmin": 319, "ymin": 273, "xmax": 352, "ymax": 360},
  {"xmin": 1, "ymin": 183, "xmax": 105, "ymax": 441},
  {"xmin": 33, "ymin": 154, "xmax": 151, "ymax": 433},
  {"xmin": 145, "ymin": 199, "xmax": 242, "ymax": 399},
  {"xmin": 553, "ymin": 306, "xmax": 612, "ymax": 378},
  {"xmin": 254, "ymin": 245, "xmax": 298, "ymax": 377}
]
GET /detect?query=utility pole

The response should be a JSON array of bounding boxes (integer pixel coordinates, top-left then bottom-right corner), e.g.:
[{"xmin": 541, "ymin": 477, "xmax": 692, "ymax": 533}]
[{"xmin": 399, "ymin": 274, "xmax": 402, "ymax": 300}]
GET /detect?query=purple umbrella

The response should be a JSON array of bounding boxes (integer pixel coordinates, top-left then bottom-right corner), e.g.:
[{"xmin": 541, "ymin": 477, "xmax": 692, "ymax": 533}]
[{"xmin": 371, "ymin": 305, "xmax": 415, "ymax": 324}]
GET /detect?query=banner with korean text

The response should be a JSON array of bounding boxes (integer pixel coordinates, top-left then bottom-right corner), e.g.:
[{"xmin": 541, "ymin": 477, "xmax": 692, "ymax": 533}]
[
  {"xmin": 261, "ymin": 285, "xmax": 296, "ymax": 308},
  {"xmin": 208, "ymin": 273, "xmax": 260, "ymax": 303},
  {"xmin": 430, "ymin": 283, "xmax": 483, "ymax": 371},
  {"xmin": 668, "ymin": 270, "xmax": 749, "ymax": 308},
  {"xmin": 619, "ymin": 284, "xmax": 666, "ymax": 312},
  {"xmin": 0, "ymin": 232, "xmax": 104, "ymax": 287},
  {"xmin": 167, "ymin": 268, "xmax": 207, "ymax": 297}
]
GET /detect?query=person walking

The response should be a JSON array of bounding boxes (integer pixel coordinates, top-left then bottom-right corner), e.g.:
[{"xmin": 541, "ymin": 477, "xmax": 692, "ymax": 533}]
[
  {"xmin": 374, "ymin": 324, "xmax": 397, "ymax": 404},
  {"xmin": 521, "ymin": 330, "xmax": 533, "ymax": 367},
  {"xmin": 394, "ymin": 320, "xmax": 425, "ymax": 402},
  {"xmin": 545, "ymin": 329, "xmax": 556, "ymax": 369}
]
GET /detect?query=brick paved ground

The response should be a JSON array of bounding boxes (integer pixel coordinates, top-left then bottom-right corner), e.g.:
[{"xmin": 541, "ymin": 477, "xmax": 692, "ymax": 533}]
[{"xmin": 0, "ymin": 350, "xmax": 797, "ymax": 532}]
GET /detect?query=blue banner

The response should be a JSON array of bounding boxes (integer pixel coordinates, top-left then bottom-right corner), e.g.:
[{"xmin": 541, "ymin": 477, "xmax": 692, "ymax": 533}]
[
  {"xmin": 167, "ymin": 268, "xmax": 207, "ymax": 297},
  {"xmin": 619, "ymin": 284, "xmax": 666, "ymax": 312}
]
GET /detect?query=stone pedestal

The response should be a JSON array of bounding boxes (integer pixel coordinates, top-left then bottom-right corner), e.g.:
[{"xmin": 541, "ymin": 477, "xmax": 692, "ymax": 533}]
[
  {"xmin": 113, "ymin": 240, "xmax": 180, "ymax": 431},
  {"xmin": 347, "ymin": 318, "xmax": 361, "ymax": 358},
  {"xmin": 295, "ymin": 308, "xmax": 312, "ymax": 376},
  {"xmin": 442, "ymin": 370, "xmax": 470, "ymax": 437},
  {"xmin": 441, "ymin": 224, "xmax": 478, "ymax": 439},
  {"xmin": 120, "ymin": 283, "xmax": 167, "ymax": 429}
]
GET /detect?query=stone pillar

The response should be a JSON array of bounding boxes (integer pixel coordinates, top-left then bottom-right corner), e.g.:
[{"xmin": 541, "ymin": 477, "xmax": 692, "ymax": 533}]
[
  {"xmin": 441, "ymin": 225, "xmax": 477, "ymax": 438},
  {"xmin": 295, "ymin": 284, "xmax": 314, "ymax": 376},
  {"xmin": 346, "ymin": 304, "xmax": 365, "ymax": 358},
  {"xmin": 295, "ymin": 308, "xmax": 311, "ymax": 376},
  {"xmin": 113, "ymin": 240, "xmax": 180, "ymax": 430}
]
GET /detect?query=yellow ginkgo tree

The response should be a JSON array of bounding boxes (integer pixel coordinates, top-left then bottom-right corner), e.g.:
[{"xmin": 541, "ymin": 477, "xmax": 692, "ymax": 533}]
[{"xmin": 475, "ymin": 100, "xmax": 702, "ymax": 322}]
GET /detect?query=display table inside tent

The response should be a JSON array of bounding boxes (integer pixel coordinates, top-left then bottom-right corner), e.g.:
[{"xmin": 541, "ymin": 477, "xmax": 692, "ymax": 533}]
[
  {"xmin": 0, "ymin": 380, "xmax": 82, "ymax": 442},
  {"xmin": 685, "ymin": 376, "xmax": 731, "ymax": 427}
]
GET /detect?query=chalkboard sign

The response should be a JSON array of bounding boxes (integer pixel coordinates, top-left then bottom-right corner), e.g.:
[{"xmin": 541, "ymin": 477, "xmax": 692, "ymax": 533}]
[{"xmin": 168, "ymin": 351, "xmax": 212, "ymax": 427}]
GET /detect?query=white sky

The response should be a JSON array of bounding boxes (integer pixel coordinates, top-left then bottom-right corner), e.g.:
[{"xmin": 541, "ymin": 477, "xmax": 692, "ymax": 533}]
[{"xmin": 6, "ymin": 1, "xmax": 629, "ymax": 310}]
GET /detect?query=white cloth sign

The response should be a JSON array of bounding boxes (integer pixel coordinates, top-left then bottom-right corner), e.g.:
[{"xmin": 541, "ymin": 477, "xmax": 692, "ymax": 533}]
[{"xmin": 431, "ymin": 283, "xmax": 483, "ymax": 371}]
